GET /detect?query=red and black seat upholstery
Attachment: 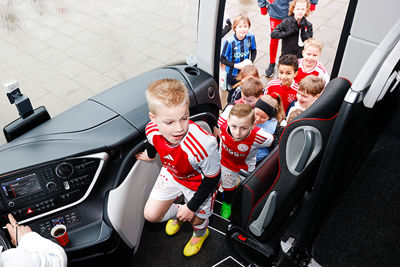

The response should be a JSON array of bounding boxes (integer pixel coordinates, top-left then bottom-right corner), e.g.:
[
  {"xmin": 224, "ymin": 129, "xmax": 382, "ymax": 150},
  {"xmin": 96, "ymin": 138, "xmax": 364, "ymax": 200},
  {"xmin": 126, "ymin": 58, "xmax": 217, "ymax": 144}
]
[{"xmin": 226, "ymin": 77, "xmax": 352, "ymax": 263}]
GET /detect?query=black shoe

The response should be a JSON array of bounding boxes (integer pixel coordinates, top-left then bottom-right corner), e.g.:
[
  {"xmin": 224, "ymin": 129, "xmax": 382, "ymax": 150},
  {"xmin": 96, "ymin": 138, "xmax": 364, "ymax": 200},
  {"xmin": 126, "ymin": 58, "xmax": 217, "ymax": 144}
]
[{"xmin": 265, "ymin": 63, "xmax": 276, "ymax": 77}]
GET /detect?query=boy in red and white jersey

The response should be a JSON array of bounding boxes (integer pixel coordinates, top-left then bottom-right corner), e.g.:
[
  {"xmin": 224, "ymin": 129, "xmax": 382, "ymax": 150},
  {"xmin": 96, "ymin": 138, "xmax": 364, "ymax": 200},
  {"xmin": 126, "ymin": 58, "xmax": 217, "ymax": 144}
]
[
  {"xmin": 295, "ymin": 38, "xmax": 330, "ymax": 85},
  {"xmin": 218, "ymin": 103, "xmax": 274, "ymax": 218},
  {"xmin": 265, "ymin": 54, "xmax": 300, "ymax": 112},
  {"xmin": 136, "ymin": 79, "xmax": 220, "ymax": 257}
]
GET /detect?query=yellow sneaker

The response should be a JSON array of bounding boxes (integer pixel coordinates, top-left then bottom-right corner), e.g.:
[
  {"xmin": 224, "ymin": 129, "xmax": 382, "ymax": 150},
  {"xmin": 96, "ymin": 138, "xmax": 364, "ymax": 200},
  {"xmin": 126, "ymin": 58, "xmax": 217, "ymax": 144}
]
[
  {"xmin": 165, "ymin": 219, "xmax": 183, "ymax": 236},
  {"xmin": 183, "ymin": 228, "xmax": 209, "ymax": 257}
]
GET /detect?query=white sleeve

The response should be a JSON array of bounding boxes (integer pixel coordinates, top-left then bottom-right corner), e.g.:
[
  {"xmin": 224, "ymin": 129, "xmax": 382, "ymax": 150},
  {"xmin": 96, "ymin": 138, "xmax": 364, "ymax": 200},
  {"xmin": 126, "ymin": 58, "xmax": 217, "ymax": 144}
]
[
  {"xmin": 0, "ymin": 232, "xmax": 67, "ymax": 267},
  {"xmin": 254, "ymin": 128, "xmax": 274, "ymax": 148},
  {"xmin": 198, "ymin": 136, "xmax": 221, "ymax": 178},
  {"xmin": 322, "ymin": 71, "xmax": 330, "ymax": 85},
  {"xmin": 217, "ymin": 104, "xmax": 233, "ymax": 128}
]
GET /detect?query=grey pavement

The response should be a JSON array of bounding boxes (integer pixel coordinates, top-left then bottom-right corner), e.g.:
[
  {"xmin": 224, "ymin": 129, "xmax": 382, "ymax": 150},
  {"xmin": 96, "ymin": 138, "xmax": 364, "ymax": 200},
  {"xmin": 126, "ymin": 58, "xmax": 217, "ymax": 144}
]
[{"xmin": 0, "ymin": 0, "xmax": 349, "ymax": 145}]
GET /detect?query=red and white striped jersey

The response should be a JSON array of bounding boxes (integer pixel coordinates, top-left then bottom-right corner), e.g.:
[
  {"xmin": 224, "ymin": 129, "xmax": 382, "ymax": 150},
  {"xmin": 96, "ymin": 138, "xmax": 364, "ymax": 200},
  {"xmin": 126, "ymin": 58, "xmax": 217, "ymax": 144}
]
[
  {"xmin": 265, "ymin": 79, "xmax": 299, "ymax": 112},
  {"xmin": 295, "ymin": 59, "xmax": 330, "ymax": 85},
  {"xmin": 219, "ymin": 121, "xmax": 274, "ymax": 172},
  {"xmin": 146, "ymin": 121, "xmax": 220, "ymax": 191}
]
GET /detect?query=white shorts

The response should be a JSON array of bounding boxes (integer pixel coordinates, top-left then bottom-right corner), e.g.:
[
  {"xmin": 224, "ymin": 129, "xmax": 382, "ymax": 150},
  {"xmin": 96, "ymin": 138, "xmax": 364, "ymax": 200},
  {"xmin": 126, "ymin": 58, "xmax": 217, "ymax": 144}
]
[
  {"xmin": 149, "ymin": 167, "xmax": 216, "ymax": 219},
  {"xmin": 221, "ymin": 165, "xmax": 241, "ymax": 190}
]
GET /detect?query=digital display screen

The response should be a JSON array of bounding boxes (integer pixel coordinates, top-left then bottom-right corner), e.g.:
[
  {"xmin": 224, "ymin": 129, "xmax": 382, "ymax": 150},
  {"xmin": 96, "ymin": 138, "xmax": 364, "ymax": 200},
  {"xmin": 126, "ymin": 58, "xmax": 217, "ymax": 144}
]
[{"xmin": 1, "ymin": 173, "xmax": 42, "ymax": 200}]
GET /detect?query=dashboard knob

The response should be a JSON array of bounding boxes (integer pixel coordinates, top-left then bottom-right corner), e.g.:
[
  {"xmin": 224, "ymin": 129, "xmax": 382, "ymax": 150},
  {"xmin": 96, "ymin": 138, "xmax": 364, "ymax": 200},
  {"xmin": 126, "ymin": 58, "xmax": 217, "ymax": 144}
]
[
  {"xmin": 46, "ymin": 182, "xmax": 57, "ymax": 190},
  {"xmin": 55, "ymin": 162, "xmax": 74, "ymax": 178},
  {"xmin": 8, "ymin": 201, "xmax": 15, "ymax": 208}
]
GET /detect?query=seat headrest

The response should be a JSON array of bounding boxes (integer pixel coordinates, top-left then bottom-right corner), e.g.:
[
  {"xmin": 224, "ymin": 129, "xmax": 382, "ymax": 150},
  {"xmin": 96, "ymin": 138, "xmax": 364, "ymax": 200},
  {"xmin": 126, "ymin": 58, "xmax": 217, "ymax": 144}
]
[{"xmin": 295, "ymin": 77, "xmax": 352, "ymax": 121}]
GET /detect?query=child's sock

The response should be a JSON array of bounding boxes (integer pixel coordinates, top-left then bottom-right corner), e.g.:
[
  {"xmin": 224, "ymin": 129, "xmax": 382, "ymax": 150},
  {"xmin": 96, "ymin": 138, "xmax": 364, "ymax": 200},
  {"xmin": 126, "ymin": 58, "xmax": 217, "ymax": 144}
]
[
  {"xmin": 220, "ymin": 189, "xmax": 235, "ymax": 219},
  {"xmin": 161, "ymin": 203, "xmax": 181, "ymax": 222},
  {"xmin": 193, "ymin": 217, "xmax": 209, "ymax": 237},
  {"xmin": 223, "ymin": 189, "xmax": 235, "ymax": 204}
]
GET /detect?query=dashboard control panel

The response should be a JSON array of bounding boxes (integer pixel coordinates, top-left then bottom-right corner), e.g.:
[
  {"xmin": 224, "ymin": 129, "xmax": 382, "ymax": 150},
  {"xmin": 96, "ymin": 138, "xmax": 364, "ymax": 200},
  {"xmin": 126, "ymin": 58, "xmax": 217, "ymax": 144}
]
[
  {"xmin": 0, "ymin": 152, "xmax": 108, "ymax": 226},
  {"xmin": 35, "ymin": 209, "xmax": 81, "ymax": 237}
]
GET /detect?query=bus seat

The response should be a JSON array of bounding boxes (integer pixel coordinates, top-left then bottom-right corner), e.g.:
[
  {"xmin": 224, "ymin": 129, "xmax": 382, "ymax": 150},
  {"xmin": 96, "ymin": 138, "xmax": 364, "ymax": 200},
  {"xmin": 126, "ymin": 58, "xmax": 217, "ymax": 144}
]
[{"xmin": 226, "ymin": 77, "xmax": 352, "ymax": 262}]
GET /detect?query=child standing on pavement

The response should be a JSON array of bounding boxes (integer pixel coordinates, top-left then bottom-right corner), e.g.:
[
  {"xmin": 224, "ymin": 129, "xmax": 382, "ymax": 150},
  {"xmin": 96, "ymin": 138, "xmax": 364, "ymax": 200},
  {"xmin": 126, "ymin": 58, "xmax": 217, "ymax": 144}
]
[
  {"xmin": 257, "ymin": 0, "xmax": 318, "ymax": 77},
  {"xmin": 295, "ymin": 38, "xmax": 330, "ymax": 85},
  {"xmin": 265, "ymin": 54, "xmax": 299, "ymax": 112},
  {"xmin": 136, "ymin": 79, "xmax": 221, "ymax": 257},
  {"xmin": 270, "ymin": 0, "xmax": 313, "ymax": 59},
  {"xmin": 221, "ymin": 15, "xmax": 257, "ymax": 103},
  {"xmin": 218, "ymin": 103, "xmax": 274, "ymax": 218},
  {"xmin": 254, "ymin": 93, "xmax": 285, "ymax": 163}
]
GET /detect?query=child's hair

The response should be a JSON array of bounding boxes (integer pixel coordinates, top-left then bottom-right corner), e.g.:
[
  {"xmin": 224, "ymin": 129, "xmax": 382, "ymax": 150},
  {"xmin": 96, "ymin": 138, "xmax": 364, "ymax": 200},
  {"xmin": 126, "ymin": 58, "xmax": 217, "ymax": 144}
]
[
  {"xmin": 288, "ymin": 108, "xmax": 304, "ymax": 122},
  {"xmin": 232, "ymin": 65, "xmax": 260, "ymax": 89},
  {"xmin": 299, "ymin": 75, "xmax": 325, "ymax": 96},
  {"xmin": 303, "ymin": 38, "xmax": 324, "ymax": 53},
  {"xmin": 146, "ymin": 79, "xmax": 189, "ymax": 115},
  {"xmin": 278, "ymin": 54, "xmax": 298, "ymax": 72},
  {"xmin": 256, "ymin": 93, "xmax": 285, "ymax": 123},
  {"xmin": 229, "ymin": 103, "xmax": 255, "ymax": 125},
  {"xmin": 289, "ymin": 0, "xmax": 311, "ymax": 17},
  {"xmin": 232, "ymin": 14, "xmax": 251, "ymax": 31},
  {"xmin": 241, "ymin": 77, "xmax": 263, "ymax": 98}
]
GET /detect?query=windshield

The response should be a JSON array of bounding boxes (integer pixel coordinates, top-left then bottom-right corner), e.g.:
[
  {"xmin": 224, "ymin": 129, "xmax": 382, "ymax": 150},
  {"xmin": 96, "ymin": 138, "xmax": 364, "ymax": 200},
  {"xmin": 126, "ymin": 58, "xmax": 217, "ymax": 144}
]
[{"xmin": 0, "ymin": 0, "xmax": 199, "ymax": 145}]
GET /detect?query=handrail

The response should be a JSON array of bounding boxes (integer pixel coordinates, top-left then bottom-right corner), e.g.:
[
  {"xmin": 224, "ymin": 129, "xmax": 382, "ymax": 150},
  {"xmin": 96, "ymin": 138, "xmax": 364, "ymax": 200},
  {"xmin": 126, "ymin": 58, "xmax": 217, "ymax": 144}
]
[{"xmin": 364, "ymin": 38, "xmax": 400, "ymax": 107}]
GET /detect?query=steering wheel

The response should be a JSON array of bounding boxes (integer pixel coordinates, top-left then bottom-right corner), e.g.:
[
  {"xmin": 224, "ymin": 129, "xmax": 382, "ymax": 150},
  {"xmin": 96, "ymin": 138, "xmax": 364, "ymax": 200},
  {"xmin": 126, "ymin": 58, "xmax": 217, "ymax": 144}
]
[{"xmin": 0, "ymin": 229, "xmax": 12, "ymax": 251}]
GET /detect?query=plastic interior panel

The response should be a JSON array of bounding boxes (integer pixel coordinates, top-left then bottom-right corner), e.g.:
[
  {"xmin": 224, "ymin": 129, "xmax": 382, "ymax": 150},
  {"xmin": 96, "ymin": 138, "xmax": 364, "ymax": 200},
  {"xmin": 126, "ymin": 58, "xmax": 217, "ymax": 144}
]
[
  {"xmin": 349, "ymin": 20, "xmax": 400, "ymax": 94},
  {"xmin": 286, "ymin": 126, "xmax": 322, "ymax": 176},
  {"xmin": 194, "ymin": 120, "xmax": 212, "ymax": 134},
  {"xmin": 350, "ymin": 0, "xmax": 399, "ymax": 45},
  {"xmin": 249, "ymin": 191, "xmax": 277, "ymax": 237},
  {"xmin": 107, "ymin": 156, "xmax": 162, "ymax": 251},
  {"xmin": 364, "ymin": 38, "xmax": 400, "ymax": 108}
]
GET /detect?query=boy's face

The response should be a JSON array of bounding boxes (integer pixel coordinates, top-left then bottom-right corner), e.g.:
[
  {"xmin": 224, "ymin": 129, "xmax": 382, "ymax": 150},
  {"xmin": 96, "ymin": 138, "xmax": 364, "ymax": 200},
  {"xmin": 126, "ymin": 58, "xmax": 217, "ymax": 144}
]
[
  {"xmin": 228, "ymin": 114, "xmax": 254, "ymax": 142},
  {"xmin": 242, "ymin": 95, "xmax": 260, "ymax": 107},
  {"xmin": 149, "ymin": 103, "xmax": 189, "ymax": 145},
  {"xmin": 278, "ymin": 65, "xmax": 297, "ymax": 87},
  {"xmin": 302, "ymin": 46, "xmax": 321, "ymax": 69},
  {"xmin": 294, "ymin": 1, "xmax": 307, "ymax": 21},
  {"xmin": 297, "ymin": 91, "xmax": 319, "ymax": 109},
  {"xmin": 254, "ymin": 108, "xmax": 269, "ymax": 125},
  {"xmin": 235, "ymin": 20, "xmax": 249, "ymax": 40}
]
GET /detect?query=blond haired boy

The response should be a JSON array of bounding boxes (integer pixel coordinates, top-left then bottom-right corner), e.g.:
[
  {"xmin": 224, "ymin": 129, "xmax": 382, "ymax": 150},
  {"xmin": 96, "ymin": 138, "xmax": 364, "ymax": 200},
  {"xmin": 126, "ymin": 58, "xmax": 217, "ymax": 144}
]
[
  {"xmin": 136, "ymin": 79, "xmax": 220, "ymax": 257},
  {"xmin": 218, "ymin": 103, "xmax": 274, "ymax": 218},
  {"xmin": 295, "ymin": 38, "xmax": 330, "ymax": 85}
]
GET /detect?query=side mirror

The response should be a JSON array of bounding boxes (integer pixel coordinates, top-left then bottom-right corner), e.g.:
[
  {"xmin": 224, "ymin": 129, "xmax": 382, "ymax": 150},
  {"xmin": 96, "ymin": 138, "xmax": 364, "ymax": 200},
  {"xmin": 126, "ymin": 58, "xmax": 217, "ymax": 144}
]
[{"xmin": 3, "ymin": 81, "xmax": 50, "ymax": 142}]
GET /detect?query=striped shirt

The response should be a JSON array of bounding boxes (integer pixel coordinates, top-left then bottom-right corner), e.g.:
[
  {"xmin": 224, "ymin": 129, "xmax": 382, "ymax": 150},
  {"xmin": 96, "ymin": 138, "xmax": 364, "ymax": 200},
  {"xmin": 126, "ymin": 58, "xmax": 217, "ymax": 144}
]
[
  {"xmin": 219, "ymin": 121, "xmax": 274, "ymax": 172},
  {"xmin": 295, "ymin": 58, "xmax": 330, "ymax": 85},
  {"xmin": 265, "ymin": 79, "xmax": 299, "ymax": 112},
  {"xmin": 146, "ymin": 121, "xmax": 220, "ymax": 191},
  {"xmin": 221, "ymin": 32, "xmax": 257, "ymax": 84}
]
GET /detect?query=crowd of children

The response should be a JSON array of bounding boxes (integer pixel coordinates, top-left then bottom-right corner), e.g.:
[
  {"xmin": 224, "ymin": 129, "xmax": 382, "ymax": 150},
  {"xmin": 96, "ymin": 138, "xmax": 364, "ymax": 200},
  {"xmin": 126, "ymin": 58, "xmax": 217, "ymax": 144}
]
[{"xmin": 135, "ymin": 0, "xmax": 332, "ymax": 258}]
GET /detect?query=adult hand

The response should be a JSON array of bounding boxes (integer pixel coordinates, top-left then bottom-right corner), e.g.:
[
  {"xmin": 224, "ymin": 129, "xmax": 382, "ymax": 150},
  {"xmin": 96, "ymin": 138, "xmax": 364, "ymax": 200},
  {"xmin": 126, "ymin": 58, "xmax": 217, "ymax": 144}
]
[
  {"xmin": 5, "ymin": 214, "xmax": 32, "ymax": 246},
  {"xmin": 176, "ymin": 204, "xmax": 195, "ymax": 222}
]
